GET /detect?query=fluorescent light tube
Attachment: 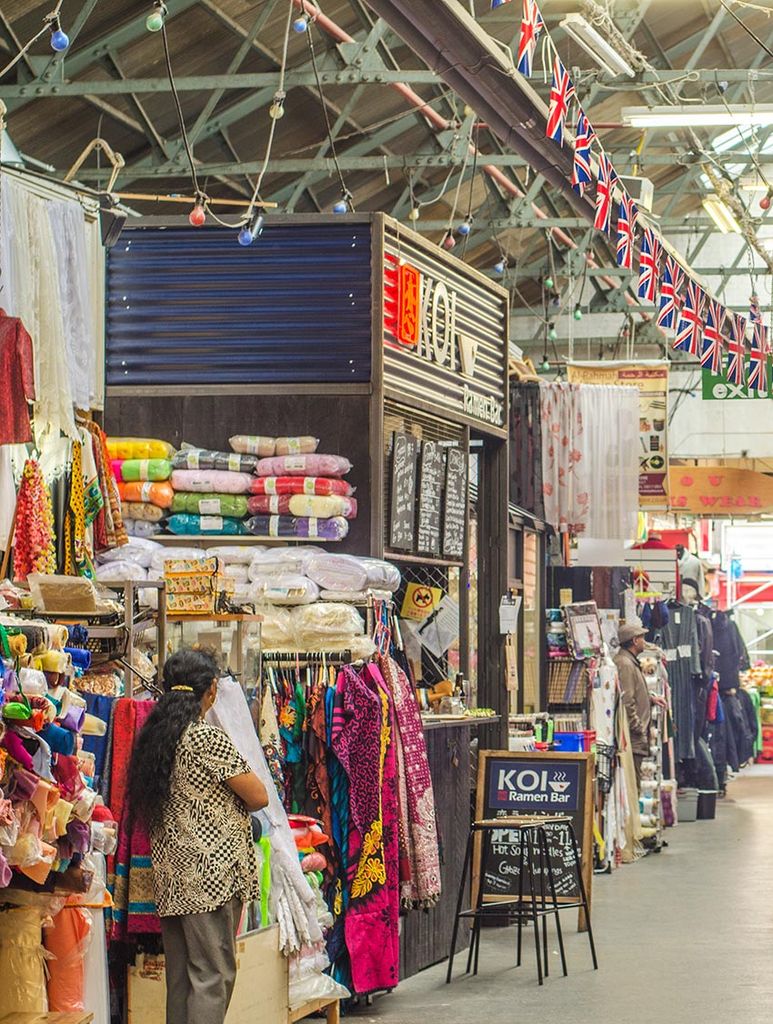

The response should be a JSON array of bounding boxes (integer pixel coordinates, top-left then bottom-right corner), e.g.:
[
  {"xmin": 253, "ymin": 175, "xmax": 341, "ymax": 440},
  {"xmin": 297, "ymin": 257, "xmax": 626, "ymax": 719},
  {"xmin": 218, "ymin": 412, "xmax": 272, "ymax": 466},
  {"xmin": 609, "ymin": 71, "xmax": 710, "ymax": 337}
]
[
  {"xmin": 622, "ymin": 104, "xmax": 773, "ymax": 128},
  {"xmin": 560, "ymin": 14, "xmax": 635, "ymax": 78},
  {"xmin": 702, "ymin": 196, "xmax": 742, "ymax": 234}
]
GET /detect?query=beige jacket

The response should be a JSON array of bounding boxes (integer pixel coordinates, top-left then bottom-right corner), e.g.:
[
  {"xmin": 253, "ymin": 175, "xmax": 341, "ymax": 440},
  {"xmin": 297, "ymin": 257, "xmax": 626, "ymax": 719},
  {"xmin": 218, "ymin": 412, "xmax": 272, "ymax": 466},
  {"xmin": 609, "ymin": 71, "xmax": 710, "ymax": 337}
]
[{"xmin": 613, "ymin": 647, "xmax": 651, "ymax": 755}]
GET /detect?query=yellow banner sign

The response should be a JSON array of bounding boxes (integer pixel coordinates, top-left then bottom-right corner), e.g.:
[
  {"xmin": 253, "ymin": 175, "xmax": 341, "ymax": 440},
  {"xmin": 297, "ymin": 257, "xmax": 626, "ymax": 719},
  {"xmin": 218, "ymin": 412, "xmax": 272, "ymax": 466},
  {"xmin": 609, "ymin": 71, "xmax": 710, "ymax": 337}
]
[{"xmin": 669, "ymin": 466, "xmax": 773, "ymax": 515}]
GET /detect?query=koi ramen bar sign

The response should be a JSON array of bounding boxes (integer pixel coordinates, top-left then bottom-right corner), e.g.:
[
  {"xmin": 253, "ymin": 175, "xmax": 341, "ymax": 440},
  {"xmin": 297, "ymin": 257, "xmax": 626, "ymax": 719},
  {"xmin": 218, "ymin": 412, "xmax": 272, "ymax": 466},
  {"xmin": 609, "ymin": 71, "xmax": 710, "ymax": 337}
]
[{"xmin": 382, "ymin": 228, "xmax": 508, "ymax": 431}]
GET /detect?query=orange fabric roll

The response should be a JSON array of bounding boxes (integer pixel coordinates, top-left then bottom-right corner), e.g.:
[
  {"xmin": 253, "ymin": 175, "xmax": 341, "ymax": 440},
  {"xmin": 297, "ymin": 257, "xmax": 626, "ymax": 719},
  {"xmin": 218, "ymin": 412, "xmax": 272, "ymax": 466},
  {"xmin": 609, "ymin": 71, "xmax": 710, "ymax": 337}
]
[
  {"xmin": 116, "ymin": 480, "xmax": 174, "ymax": 509},
  {"xmin": 44, "ymin": 905, "xmax": 92, "ymax": 1012}
]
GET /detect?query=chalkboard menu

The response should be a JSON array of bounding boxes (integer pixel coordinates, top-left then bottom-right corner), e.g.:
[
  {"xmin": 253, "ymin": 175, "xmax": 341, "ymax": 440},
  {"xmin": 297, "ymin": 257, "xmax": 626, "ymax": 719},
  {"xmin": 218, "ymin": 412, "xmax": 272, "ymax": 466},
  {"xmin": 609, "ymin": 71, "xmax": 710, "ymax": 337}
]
[
  {"xmin": 442, "ymin": 446, "xmax": 467, "ymax": 560},
  {"xmin": 416, "ymin": 441, "xmax": 446, "ymax": 555},
  {"xmin": 389, "ymin": 431, "xmax": 420, "ymax": 551},
  {"xmin": 474, "ymin": 751, "xmax": 593, "ymax": 926}
]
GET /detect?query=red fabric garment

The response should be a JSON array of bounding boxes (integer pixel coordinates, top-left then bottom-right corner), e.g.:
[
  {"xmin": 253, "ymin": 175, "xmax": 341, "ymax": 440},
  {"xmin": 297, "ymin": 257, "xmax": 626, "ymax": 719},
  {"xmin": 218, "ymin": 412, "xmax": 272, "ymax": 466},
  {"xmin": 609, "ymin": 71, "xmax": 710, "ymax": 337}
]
[
  {"xmin": 0, "ymin": 310, "xmax": 35, "ymax": 443},
  {"xmin": 707, "ymin": 679, "xmax": 719, "ymax": 723}
]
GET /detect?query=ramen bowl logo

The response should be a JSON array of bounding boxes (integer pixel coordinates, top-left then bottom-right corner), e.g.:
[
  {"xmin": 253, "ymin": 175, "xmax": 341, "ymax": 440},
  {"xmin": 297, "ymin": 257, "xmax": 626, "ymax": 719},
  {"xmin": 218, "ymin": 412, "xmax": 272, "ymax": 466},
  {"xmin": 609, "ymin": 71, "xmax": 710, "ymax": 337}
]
[{"xmin": 548, "ymin": 771, "xmax": 570, "ymax": 794}]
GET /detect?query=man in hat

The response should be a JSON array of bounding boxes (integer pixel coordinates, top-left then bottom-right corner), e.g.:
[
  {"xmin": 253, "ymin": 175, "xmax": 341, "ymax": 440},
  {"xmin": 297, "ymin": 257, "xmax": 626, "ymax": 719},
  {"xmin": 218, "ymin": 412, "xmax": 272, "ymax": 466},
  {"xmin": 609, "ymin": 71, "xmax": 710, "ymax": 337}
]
[{"xmin": 614, "ymin": 624, "xmax": 661, "ymax": 790}]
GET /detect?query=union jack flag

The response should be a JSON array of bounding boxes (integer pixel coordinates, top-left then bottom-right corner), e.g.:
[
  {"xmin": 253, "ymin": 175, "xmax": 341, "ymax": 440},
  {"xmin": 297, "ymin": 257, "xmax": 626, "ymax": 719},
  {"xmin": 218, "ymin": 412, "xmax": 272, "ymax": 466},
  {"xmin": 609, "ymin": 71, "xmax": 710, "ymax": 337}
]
[
  {"xmin": 700, "ymin": 300, "xmax": 724, "ymax": 375},
  {"xmin": 515, "ymin": 0, "xmax": 544, "ymax": 77},
  {"xmin": 637, "ymin": 227, "xmax": 661, "ymax": 302},
  {"xmin": 616, "ymin": 193, "xmax": 638, "ymax": 270},
  {"xmin": 571, "ymin": 110, "xmax": 595, "ymax": 195},
  {"xmin": 748, "ymin": 323, "xmax": 769, "ymax": 393},
  {"xmin": 726, "ymin": 311, "xmax": 747, "ymax": 387},
  {"xmin": 673, "ymin": 280, "xmax": 705, "ymax": 357},
  {"xmin": 546, "ymin": 55, "xmax": 575, "ymax": 145},
  {"xmin": 594, "ymin": 151, "xmax": 614, "ymax": 233},
  {"xmin": 657, "ymin": 255, "xmax": 683, "ymax": 331}
]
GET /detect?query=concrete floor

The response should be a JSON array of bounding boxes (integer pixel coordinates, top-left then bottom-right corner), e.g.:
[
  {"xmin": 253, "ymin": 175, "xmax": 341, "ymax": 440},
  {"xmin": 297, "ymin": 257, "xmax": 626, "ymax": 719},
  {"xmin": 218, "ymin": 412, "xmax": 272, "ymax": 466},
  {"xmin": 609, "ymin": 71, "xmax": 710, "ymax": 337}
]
[{"xmin": 359, "ymin": 765, "xmax": 773, "ymax": 1024}]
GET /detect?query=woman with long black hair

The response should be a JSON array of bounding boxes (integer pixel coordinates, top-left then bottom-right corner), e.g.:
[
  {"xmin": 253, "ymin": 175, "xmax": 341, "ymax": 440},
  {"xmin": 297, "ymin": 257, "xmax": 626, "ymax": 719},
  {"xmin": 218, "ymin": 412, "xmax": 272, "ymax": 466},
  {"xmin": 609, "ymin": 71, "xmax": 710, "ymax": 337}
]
[{"xmin": 128, "ymin": 648, "xmax": 268, "ymax": 1024}]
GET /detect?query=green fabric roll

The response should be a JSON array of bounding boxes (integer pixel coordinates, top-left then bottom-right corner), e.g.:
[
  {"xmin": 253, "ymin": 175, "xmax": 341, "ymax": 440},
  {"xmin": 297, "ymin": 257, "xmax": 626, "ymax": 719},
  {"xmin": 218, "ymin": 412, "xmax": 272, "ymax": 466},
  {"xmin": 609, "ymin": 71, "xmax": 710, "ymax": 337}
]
[
  {"xmin": 170, "ymin": 492, "xmax": 249, "ymax": 517},
  {"xmin": 120, "ymin": 459, "xmax": 172, "ymax": 482}
]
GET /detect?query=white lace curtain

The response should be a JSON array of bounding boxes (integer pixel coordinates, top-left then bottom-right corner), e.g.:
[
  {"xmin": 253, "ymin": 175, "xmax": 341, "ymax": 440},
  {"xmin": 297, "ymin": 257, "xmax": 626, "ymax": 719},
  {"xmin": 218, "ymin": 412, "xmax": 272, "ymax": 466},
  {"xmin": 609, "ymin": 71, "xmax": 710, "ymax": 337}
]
[
  {"xmin": 540, "ymin": 381, "xmax": 639, "ymax": 540},
  {"xmin": 0, "ymin": 171, "xmax": 103, "ymax": 440}
]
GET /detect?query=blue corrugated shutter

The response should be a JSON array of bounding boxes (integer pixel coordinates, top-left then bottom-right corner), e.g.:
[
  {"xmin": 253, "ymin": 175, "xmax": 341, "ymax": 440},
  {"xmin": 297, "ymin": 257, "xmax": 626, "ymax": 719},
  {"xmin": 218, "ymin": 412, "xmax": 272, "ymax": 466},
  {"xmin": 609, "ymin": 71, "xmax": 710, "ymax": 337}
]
[{"xmin": 106, "ymin": 223, "xmax": 372, "ymax": 385}]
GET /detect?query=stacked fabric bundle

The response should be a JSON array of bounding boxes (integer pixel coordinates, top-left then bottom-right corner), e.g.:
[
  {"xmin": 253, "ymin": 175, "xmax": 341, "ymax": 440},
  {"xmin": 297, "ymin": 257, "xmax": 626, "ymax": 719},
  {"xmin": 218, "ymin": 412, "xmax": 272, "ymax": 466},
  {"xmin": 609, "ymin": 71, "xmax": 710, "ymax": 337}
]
[
  {"xmin": 168, "ymin": 447, "xmax": 258, "ymax": 536},
  {"xmin": 0, "ymin": 615, "xmax": 114, "ymax": 1014},
  {"xmin": 108, "ymin": 437, "xmax": 174, "ymax": 539}
]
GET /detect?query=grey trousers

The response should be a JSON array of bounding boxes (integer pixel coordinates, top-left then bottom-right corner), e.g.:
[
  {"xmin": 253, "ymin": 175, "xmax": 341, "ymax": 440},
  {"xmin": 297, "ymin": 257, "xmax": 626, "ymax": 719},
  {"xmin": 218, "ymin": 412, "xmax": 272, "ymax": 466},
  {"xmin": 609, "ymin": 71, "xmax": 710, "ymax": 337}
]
[{"xmin": 160, "ymin": 896, "xmax": 243, "ymax": 1024}]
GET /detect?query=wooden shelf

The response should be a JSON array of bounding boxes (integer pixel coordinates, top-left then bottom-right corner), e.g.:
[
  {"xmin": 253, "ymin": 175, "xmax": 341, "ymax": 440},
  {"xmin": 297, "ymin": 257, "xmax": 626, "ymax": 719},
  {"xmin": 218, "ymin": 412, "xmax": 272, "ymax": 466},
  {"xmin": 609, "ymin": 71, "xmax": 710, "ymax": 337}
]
[
  {"xmin": 385, "ymin": 550, "xmax": 464, "ymax": 568},
  {"xmin": 166, "ymin": 613, "xmax": 262, "ymax": 623},
  {"xmin": 154, "ymin": 535, "xmax": 342, "ymax": 544}
]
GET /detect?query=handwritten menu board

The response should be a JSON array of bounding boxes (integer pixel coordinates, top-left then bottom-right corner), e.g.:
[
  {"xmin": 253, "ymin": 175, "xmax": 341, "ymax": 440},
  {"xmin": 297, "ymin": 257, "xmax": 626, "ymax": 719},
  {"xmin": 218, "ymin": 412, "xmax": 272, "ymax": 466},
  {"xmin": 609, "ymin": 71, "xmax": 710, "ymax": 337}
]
[
  {"xmin": 416, "ymin": 441, "xmax": 446, "ymax": 555},
  {"xmin": 389, "ymin": 431, "xmax": 419, "ymax": 551},
  {"xmin": 442, "ymin": 446, "xmax": 467, "ymax": 560},
  {"xmin": 474, "ymin": 751, "xmax": 594, "ymax": 927}
]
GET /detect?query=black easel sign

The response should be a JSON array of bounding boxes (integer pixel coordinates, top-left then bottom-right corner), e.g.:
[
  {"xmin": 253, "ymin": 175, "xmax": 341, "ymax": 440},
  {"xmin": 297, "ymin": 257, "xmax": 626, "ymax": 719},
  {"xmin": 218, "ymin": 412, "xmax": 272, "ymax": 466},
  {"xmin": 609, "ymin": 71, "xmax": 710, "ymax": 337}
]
[
  {"xmin": 389, "ymin": 431, "xmax": 420, "ymax": 551},
  {"xmin": 442, "ymin": 446, "xmax": 467, "ymax": 560},
  {"xmin": 416, "ymin": 440, "xmax": 446, "ymax": 556},
  {"xmin": 474, "ymin": 750, "xmax": 594, "ymax": 928}
]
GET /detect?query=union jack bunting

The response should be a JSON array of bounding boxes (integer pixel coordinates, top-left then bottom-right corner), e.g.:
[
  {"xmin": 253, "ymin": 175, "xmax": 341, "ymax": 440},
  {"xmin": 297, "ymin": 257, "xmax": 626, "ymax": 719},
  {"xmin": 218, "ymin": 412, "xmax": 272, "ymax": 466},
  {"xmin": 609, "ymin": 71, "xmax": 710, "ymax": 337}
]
[
  {"xmin": 673, "ymin": 280, "xmax": 705, "ymax": 357},
  {"xmin": 491, "ymin": 0, "xmax": 512, "ymax": 7},
  {"xmin": 546, "ymin": 55, "xmax": 575, "ymax": 145},
  {"xmin": 637, "ymin": 227, "xmax": 661, "ymax": 302},
  {"xmin": 748, "ymin": 323, "xmax": 769, "ymax": 393},
  {"xmin": 726, "ymin": 312, "xmax": 747, "ymax": 387},
  {"xmin": 515, "ymin": 0, "xmax": 544, "ymax": 77},
  {"xmin": 571, "ymin": 110, "xmax": 595, "ymax": 195},
  {"xmin": 616, "ymin": 193, "xmax": 638, "ymax": 270},
  {"xmin": 594, "ymin": 151, "xmax": 614, "ymax": 233},
  {"xmin": 700, "ymin": 300, "xmax": 724, "ymax": 375},
  {"xmin": 657, "ymin": 256, "xmax": 683, "ymax": 331}
]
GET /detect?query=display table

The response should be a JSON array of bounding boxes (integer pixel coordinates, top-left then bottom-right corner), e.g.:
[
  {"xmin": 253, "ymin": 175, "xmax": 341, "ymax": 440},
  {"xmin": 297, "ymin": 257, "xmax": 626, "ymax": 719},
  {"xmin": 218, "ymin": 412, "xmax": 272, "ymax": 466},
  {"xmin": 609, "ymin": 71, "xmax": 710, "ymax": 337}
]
[{"xmin": 290, "ymin": 997, "xmax": 340, "ymax": 1023}]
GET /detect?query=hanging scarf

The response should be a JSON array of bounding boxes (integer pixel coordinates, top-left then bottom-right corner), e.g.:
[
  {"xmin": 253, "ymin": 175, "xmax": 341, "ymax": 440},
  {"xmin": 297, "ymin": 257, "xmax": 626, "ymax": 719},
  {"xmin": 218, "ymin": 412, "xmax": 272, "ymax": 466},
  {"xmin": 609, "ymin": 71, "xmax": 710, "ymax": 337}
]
[
  {"xmin": 13, "ymin": 459, "xmax": 56, "ymax": 580},
  {"xmin": 83, "ymin": 420, "xmax": 127, "ymax": 552},
  {"xmin": 63, "ymin": 441, "xmax": 94, "ymax": 578},
  {"xmin": 378, "ymin": 655, "xmax": 441, "ymax": 908}
]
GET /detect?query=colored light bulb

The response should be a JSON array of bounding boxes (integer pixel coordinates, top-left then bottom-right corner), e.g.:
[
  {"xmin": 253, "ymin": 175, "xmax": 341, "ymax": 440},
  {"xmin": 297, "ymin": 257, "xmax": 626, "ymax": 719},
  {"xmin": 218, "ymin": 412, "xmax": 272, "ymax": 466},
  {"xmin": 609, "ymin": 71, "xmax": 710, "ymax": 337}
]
[
  {"xmin": 293, "ymin": 15, "xmax": 309, "ymax": 32},
  {"xmin": 238, "ymin": 227, "xmax": 254, "ymax": 246},
  {"xmin": 145, "ymin": 8, "xmax": 165, "ymax": 31},
  {"xmin": 574, "ymin": 306, "xmax": 583, "ymax": 321},
  {"xmin": 269, "ymin": 101, "xmax": 285, "ymax": 119},
  {"xmin": 544, "ymin": 276, "xmax": 554, "ymax": 290},
  {"xmin": 494, "ymin": 259, "xmax": 506, "ymax": 274},
  {"xmin": 333, "ymin": 199, "xmax": 348, "ymax": 214},
  {"xmin": 541, "ymin": 358, "xmax": 550, "ymax": 371},
  {"xmin": 188, "ymin": 204, "xmax": 206, "ymax": 227},
  {"xmin": 548, "ymin": 324, "xmax": 558, "ymax": 342},
  {"xmin": 457, "ymin": 220, "xmax": 471, "ymax": 236},
  {"xmin": 761, "ymin": 193, "xmax": 771, "ymax": 211},
  {"xmin": 443, "ymin": 233, "xmax": 456, "ymax": 250},
  {"xmin": 408, "ymin": 207, "xmax": 420, "ymax": 222},
  {"xmin": 50, "ymin": 27, "xmax": 69, "ymax": 51}
]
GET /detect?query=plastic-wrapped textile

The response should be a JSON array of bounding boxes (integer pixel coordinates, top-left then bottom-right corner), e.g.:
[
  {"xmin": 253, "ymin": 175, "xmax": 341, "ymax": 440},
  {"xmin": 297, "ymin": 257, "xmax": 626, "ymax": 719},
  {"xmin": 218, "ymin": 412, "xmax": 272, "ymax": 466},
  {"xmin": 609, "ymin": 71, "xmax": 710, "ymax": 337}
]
[
  {"xmin": 0, "ymin": 905, "xmax": 50, "ymax": 1014},
  {"xmin": 247, "ymin": 494, "xmax": 293, "ymax": 515},
  {"xmin": 83, "ymin": 907, "xmax": 110, "ymax": 1024},
  {"xmin": 95, "ymin": 561, "xmax": 148, "ymax": 583},
  {"xmin": 125, "ymin": 519, "xmax": 162, "ymax": 538},
  {"xmin": 245, "ymin": 515, "xmax": 349, "ymax": 540},
  {"xmin": 256, "ymin": 454, "xmax": 352, "ymax": 478},
  {"xmin": 248, "ymin": 547, "xmax": 322, "ymax": 578},
  {"xmin": 149, "ymin": 547, "xmax": 206, "ymax": 572},
  {"xmin": 230, "ymin": 434, "xmax": 319, "ymax": 457},
  {"xmin": 222, "ymin": 563, "xmax": 249, "ymax": 582},
  {"xmin": 111, "ymin": 459, "xmax": 172, "ymax": 482},
  {"xmin": 44, "ymin": 905, "xmax": 92, "ymax": 1012},
  {"xmin": 292, "ymin": 602, "xmax": 365, "ymax": 646},
  {"xmin": 117, "ymin": 480, "xmax": 173, "ymax": 509},
  {"xmin": 121, "ymin": 501, "xmax": 165, "ymax": 522},
  {"xmin": 360, "ymin": 557, "xmax": 401, "ymax": 592},
  {"xmin": 209, "ymin": 544, "xmax": 263, "ymax": 565},
  {"xmin": 170, "ymin": 469, "xmax": 254, "ymax": 494},
  {"xmin": 97, "ymin": 535, "xmax": 160, "ymax": 567},
  {"xmin": 250, "ymin": 575, "xmax": 320, "ymax": 606},
  {"xmin": 171, "ymin": 492, "xmax": 249, "ymax": 517},
  {"xmin": 256, "ymin": 607, "xmax": 296, "ymax": 648},
  {"xmin": 171, "ymin": 448, "xmax": 258, "ymax": 474},
  {"xmin": 288, "ymin": 494, "xmax": 357, "ymax": 519},
  {"xmin": 305, "ymin": 553, "xmax": 368, "ymax": 592},
  {"xmin": 249, "ymin": 476, "xmax": 354, "ymax": 497},
  {"xmin": 107, "ymin": 437, "xmax": 174, "ymax": 461},
  {"xmin": 206, "ymin": 677, "xmax": 323, "ymax": 955},
  {"xmin": 166, "ymin": 513, "xmax": 248, "ymax": 536}
]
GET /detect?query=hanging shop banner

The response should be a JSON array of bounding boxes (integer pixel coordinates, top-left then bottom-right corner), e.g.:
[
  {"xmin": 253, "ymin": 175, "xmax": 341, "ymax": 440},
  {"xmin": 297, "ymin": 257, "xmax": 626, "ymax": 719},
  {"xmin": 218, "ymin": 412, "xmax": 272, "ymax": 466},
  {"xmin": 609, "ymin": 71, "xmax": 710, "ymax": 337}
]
[
  {"xmin": 702, "ymin": 360, "xmax": 773, "ymax": 401},
  {"xmin": 567, "ymin": 361, "xmax": 670, "ymax": 510},
  {"xmin": 382, "ymin": 225, "xmax": 509, "ymax": 434},
  {"xmin": 669, "ymin": 465, "xmax": 773, "ymax": 515}
]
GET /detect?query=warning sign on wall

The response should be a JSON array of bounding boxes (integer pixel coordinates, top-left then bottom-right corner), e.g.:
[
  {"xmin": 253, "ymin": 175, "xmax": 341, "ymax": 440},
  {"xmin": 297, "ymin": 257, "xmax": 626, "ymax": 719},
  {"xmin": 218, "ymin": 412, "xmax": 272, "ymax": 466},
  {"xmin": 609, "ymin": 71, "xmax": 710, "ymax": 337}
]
[{"xmin": 400, "ymin": 583, "xmax": 442, "ymax": 622}]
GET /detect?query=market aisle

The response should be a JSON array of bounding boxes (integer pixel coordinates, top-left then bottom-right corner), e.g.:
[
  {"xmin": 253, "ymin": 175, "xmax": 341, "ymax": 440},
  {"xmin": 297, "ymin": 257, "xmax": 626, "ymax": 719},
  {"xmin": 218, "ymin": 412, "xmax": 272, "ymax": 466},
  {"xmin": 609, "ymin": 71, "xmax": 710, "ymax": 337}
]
[{"xmin": 364, "ymin": 767, "xmax": 773, "ymax": 1024}]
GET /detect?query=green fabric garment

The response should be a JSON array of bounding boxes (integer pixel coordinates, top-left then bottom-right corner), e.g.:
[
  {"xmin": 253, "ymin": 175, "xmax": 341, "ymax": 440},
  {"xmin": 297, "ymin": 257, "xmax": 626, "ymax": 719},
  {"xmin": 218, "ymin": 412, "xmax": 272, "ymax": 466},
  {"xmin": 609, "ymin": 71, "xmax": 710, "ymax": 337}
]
[
  {"xmin": 170, "ymin": 492, "xmax": 249, "ymax": 517},
  {"xmin": 748, "ymin": 687, "xmax": 763, "ymax": 754}
]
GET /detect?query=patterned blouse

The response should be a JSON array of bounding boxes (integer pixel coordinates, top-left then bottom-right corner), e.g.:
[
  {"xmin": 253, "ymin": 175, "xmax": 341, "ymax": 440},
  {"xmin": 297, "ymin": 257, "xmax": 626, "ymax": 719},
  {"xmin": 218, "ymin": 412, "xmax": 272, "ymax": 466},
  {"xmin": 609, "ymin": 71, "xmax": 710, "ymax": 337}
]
[{"xmin": 149, "ymin": 721, "xmax": 259, "ymax": 917}]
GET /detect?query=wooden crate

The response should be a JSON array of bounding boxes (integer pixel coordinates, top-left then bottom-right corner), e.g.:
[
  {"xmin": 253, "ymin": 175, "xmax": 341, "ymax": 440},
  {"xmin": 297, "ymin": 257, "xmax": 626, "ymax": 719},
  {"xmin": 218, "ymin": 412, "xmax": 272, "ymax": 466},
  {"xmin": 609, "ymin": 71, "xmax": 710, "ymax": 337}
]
[{"xmin": 128, "ymin": 926, "xmax": 288, "ymax": 1024}]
